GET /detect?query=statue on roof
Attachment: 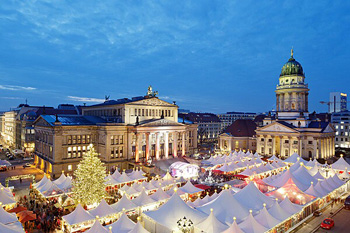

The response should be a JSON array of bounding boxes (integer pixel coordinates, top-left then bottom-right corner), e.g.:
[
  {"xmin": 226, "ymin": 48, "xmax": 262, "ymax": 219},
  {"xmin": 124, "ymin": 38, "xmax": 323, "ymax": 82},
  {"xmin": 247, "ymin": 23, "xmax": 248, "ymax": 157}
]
[
  {"xmin": 291, "ymin": 47, "xmax": 294, "ymax": 58},
  {"xmin": 147, "ymin": 85, "xmax": 158, "ymax": 97}
]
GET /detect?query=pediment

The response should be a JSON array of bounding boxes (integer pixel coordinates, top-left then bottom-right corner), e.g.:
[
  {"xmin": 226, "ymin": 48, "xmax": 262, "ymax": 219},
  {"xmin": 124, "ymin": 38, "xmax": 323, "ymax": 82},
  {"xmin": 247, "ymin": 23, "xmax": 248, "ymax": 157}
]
[
  {"xmin": 33, "ymin": 116, "xmax": 53, "ymax": 127},
  {"xmin": 257, "ymin": 122, "xmax": 298, "ymax": 133},
  {"xmin": 128, "ymin": 97, "xmax": 176, "ymax": 107},
  {"xmin": 138, "ymin": 119, "xmax": 184, "ymax": 127},
  {"xmin": 323, "ymin": 124, "xmax": 336, "ymax": 133}
]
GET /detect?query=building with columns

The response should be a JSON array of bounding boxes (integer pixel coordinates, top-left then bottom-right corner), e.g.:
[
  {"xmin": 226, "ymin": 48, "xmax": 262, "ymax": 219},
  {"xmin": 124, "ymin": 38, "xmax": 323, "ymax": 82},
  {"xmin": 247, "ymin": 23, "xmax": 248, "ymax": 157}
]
[
  {"xmin": 255, "ymin": 50, "xmax": 335, "ymax": 160},
  {"xmin": 33, "ymin": 87, "xmax": 198, "ymax": 177}
]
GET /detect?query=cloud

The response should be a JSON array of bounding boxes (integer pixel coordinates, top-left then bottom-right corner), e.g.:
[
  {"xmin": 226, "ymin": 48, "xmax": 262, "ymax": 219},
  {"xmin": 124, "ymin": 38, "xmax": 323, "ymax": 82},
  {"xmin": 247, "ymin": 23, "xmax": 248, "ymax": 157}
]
[
  {"xmin": 67, "ymin": 96, "xmax": 104, "ymax": 103},
  {"xmin": 0, "ymin": 85, "xmax": 36, "ymax": 91},
  {"xmin": 0, "ymin": 97, "xmax": 23, "ymax": 100}
]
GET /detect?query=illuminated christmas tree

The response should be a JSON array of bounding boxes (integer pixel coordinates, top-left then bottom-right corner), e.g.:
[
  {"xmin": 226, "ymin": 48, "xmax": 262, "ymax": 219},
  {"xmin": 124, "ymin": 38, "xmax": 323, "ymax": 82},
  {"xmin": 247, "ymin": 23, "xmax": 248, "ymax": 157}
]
[{"xmin": 72, "ymin": 144, "xmax": 106, "ymax": 207}]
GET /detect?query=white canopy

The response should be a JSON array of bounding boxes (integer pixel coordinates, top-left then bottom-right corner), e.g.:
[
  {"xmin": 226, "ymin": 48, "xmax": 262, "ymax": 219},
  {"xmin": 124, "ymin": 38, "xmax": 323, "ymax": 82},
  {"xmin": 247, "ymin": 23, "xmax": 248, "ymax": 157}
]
[
  {"xmin": 197, "ymin": 190, "xmax": 249, "ymax": 224},
  {"xmin": 254, "ymin": 205, "xmax": 280, "ymax": 229},
  {"xmin": 221, "ymin": 218, "xmax": 244, "ymax": 233},
  {"xmin": 313, "ymin": 170, "xmax": 325, "ymax": 180},
  {"xmin": 0, "ymin": 222, "xmax": 24, "ymax": 233},
  {"xmin": 267, "ymin": 200, "xmax": 291, "ymax": 221},
  {"xmin": 107, "ymin": 212, "xmax": 135, "ymax": 233},
  {"xmin": 33, "ymin": 174, "xmax": 49, "ymax": 189},
  {"xmin": 105, "ymin": 174, "xmax": 118, "ymax": 186},
  {"xmin": 0, "ymin": 206, "xmax": 18, "ymax": 225},
  {"xmin": 143, "ymin": 193, "xmax": 207, "ymax": 231},
  {"xmin": 85, "ymin": 220, "xmax": 108, "ymax": 233},
  {"xmin": 37, "ymin": 179, "xmax": 64, "ymax": 197},
  {"xmin": 89, "ymin": 199, "xmax": 117, "ymax": 218},
  {"xmin": 279, "ymin": 197, "xmax": 303, "ymax": 215},
  {"xmin": 233, "ymin": 182, "xmax": 274, "ymax": 211},
  {"xmin": 111, "ymin": 169, "xmax": 121, "ymax": 180},
  {"xmin": 238, "ymin": 211, "xmax": 268, "ymax": 233},
  {"xmin": 62, "ymin": 204, "xmax": 94, "ymax": 226},
  {"xmin": 314, "ymin": 181, "xmax": 331, "ymax": 197},
  {"xmin": 129, "ymin": 168, "xmax": 147, "ymax": 181},
  {"xmin": 208, "ymin": 191, "xmax": 219, "ymax": 201},
  {"xmin": 111, "ymin": 195, "xmax": 137, "ymax": 212},
  {"xmin": 332, "ymin": 156, "xmax": 350, "ymax": 171},
  {"xmin": 284, "ymin": 153, "xmax": 307, "ymax": 164},
  {"xmin": 53, "ymin": 174, "xmax": 73, "ymax": 192},
  {"xmin": 132, "ymin": 190, "xmax": 155, "ymax": 207},
  {"xmin": 150, "ymin": 188, "xmax": 170, "ymax": 202},
  {"xmin": 0, "ymin": 160, "xmax": 11, "ymax": 166},
  {"xmin": 128, "ymin": 221, "xmax": 150, "ymax": 233},
  {"xmin": 339, "ymin": 169, "xmax": 350, "ymax": 180},
  {"xmin": 195, "ymin": 210, "xmax": 228, "ymax": 233},
  {"xmin": 263, "ymin": 169, "xmax": 310, "ymax": 192},
  {"xmin": 117, "ymin": 172, "xmax": 133, "ymax": 184},
  {"xmin": 0, "ymin": 188, "xmax": 16, "ymax": 205},
  {"xmin": 179, "ymin": 181, "xmax": 203, "ymax": 194},
  {"xmin": 304, "ymin": 182, "xmax": 323, "ymax": 198},
  {"xmin": 218, "ymin": 163, "xmax": 232, "ymax": 173}
]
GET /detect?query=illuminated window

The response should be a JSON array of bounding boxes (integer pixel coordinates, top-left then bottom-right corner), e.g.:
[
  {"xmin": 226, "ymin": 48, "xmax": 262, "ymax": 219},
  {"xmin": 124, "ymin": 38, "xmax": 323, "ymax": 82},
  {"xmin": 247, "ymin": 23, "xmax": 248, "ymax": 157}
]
[
  {"xmin": 111, "ymin": 136, "xmax": 114, "ymax": 145},
  {"xmin": 68, "ymin": 165, "xmax": 72, "ymax": 171},
  {"xmin": 67, "ymin": 147, "xmax": 72, "ymax": 158}
]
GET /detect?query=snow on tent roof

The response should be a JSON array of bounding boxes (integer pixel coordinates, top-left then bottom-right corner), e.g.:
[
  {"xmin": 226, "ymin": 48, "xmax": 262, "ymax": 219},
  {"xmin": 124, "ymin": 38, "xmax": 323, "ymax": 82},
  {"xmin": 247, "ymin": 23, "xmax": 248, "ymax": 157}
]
[
  {"xmin": 88, "ymin": 199, "xmax": 117, "ymax": 218},
  {"xmin": 195, "ymin": 209, "xmax": 229, "ymax": 233},
  {"xmin": 0, "ymin": 188, "xmax": 16, "ymax": 205},
  {"xmin": 197, "ymin": 190, "xmax": 249, "ymax": 224},
  {"xmin": 179, "ymin": 181, "xmax": 203, "ymax": 194},
  {"xmin": 62, "ymin": 204, "xmax": 94, "ymax": 226},
  {"xmin": 254, "ymin": 205, "xmax": 281, "ymax": 229},
  {"xmin": 304, "ymin": 182, "xmax": 324, "ymax": 198},
  {"xmin": 331, "ymin": 155, "xmax": 350, "ymax": 171},
  {"xmin": 0, "ymin": 222, "xmax": 24, "ymax": 233},
  {"xmin": 107, "ymin": 212, "xmax": 135, "ymax": 233},
  {"xmin": 128, "ymin": 221, "xmax": 150, "ymax": 233},
  {"xmin": 150, "ymin": 187, "xmax": 170, "ymax": 202},
  {"xmin": 267, "ymin": 200, "xmax": 291, "ymax": 222},
  {"xmin": 110, "ymin": 195, "xmax": 137, "ymax": 212},
  {"xmin": 234, "ymin": 182, "xmax": 274, "ymax": 212},
  {"xmin": 279, "ymin": 197, "xmax": 303, "ymax": 215},
  {"xmin": 85, "ymin": 220, "xmax": 108, "ymax": 233},
  {"xmin": 143, "ymin": 192, "xmax": 207, "ymax": 231},
  {"xmin": 238, "ymin": 211, "xmax": 268, "ymax": 233},
  {"xmin": 131, "ymin": 190, "xmax": 155, "ymax": 207},
  {"xmin": 0, "ymin": 206, "xmax": 18, "ymax": 225}
]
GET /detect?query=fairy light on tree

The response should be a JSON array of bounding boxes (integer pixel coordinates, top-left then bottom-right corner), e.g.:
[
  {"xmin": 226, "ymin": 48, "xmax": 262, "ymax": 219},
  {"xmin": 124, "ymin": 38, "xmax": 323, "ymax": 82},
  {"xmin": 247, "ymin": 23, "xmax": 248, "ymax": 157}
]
[{"xmin": 72, "ymin": 144, "xmax": 106, "ymax": 208}]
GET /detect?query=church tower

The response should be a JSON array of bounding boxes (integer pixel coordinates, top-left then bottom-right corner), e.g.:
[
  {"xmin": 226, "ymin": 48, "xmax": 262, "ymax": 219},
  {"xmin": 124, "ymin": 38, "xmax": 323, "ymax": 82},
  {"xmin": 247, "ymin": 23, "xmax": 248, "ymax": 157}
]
[{"xmin": 276, "ymin": 49, "xmax": 309, "ymax": 120}]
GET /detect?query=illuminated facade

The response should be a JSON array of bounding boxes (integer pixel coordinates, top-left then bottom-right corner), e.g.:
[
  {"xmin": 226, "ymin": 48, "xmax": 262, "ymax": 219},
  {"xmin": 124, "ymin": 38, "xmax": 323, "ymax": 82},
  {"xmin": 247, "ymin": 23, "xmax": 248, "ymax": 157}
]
[
  {"xmin": 255, "ymin": 50, "xmax": 335, "ymax": 159},
  {"xmin": 33, "ymin": 87, "xmax": 198, "ymax": 177}
]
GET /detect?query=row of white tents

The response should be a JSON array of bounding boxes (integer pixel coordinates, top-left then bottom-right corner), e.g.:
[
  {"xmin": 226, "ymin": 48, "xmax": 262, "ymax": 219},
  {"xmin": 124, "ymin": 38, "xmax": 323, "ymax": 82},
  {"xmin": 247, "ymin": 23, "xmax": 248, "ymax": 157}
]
[
  {"xmin": 105, "ymin": 168, "xmax": 147, "ymax": 186},
  {"xmin": 33, "ymin": 173, "xmax": 73, "ymax": 198},
  {"xmin": 0, "ymin": 184, "xmax": 16, "ymax": 209}
]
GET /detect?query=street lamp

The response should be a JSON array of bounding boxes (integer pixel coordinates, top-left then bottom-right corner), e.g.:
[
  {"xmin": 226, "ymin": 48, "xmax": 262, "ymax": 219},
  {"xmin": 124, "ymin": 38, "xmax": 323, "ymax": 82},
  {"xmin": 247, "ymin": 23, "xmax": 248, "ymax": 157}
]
[{"xmin": 177, "ymin": 216, "xmax": 193, "ymax": 233}]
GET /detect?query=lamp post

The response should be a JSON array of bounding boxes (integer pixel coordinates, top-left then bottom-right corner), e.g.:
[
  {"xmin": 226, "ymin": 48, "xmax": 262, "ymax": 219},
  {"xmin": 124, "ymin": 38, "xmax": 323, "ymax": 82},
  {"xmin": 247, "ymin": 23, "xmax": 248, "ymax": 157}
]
[{"xmin": 177, "ymin": 216, "xmax": 193, "ymax": 233}]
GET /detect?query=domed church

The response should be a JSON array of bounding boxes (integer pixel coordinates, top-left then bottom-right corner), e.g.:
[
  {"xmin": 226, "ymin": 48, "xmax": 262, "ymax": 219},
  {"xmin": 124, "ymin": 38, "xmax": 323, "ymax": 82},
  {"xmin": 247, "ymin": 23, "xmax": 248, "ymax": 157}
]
[{"xmin": 255, "ymin": 49, "xmax": 335, "ymax": 160}]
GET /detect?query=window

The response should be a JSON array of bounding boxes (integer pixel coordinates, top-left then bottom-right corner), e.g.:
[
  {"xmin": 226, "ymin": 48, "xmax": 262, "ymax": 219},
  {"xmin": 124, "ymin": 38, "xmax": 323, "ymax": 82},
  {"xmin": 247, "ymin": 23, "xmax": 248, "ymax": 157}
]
[
  {"xmin": 261, "ymin": 138, "xmax": 265, "ymax": 142},
  {"xmin": 87, "ymin": 135, "xmax": 91, "ymax": 143},
  {"xmin": 119, "ymin": 147, "xmax": 123, "ymax": 158},
  {"xmin": 78, "ymin": 146, "xmax": 81, "ymax": 157},
  {"xmin": 77, "ymin": 135, "xmax": 81, "ymax": 144},
  {"xmin": 111, "ymin": 148, "xmax": 114, "ymax": 158},
  {"xmin": 142, "ymin": 109, "xmax": 144, "ymax": 116},
  {"xmin": 115, "ymin": 136, "xmax": 119, "ymax": 145},
  {"xmin": 119, "ymin": 135, "xmax": 123, "ymax": 144},
  {"xmin": 73, "ymin": 146, "xmax": 77, "ymax": 158},
  {"xmin": 268, "ymin": 139, "xmax": 272, "ymax": 142},
  {"xmin": 111, "ymin": 136, "xmax": 114, "ymax": 145},
  {"xmin": 68, "ymin": 165, "xmax": 72, "ymax": 171},
  {"xmin": 294, "ymin": 141, "xmax": 298, "ymax": 144},
  {"xmin": 308, "ymin": 141, "xmax": 313, "ymax": 144},
  {"xmin": 261, "ymin": 147, "xmax": 265, "ymax": 154},
  {"xmin": 68, "ymin": 136, "xmax": 72, "ymax": 145},
  {"xmin": 67, "ymin": 147, "xmax": 72, "ymax": 158},
  {"xmin": 72, "ymin": 135, "xmax": 77, "ymax": 144},
  {"xmin": 285, "ymin": 140, "xmax": 289, "ymax": 143},
  {"xmin": 82, "ymin": 135, "xmax": 86, "ymax": 144}
]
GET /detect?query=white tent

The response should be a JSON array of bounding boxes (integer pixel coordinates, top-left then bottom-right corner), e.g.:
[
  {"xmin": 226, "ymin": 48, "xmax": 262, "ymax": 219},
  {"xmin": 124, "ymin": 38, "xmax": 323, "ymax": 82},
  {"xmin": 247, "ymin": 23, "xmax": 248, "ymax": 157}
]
[
  {"xmin": 238, "ymin": 211, "xmax": 268, "ymax": 233},
  {"xmin": 132, "ymin": 190, "xmax": 155, "ymax": 207},
  {"xmin": 221, "ymin": 217, "xmax": 244, "ymax": 233},
  {"xmin": 218, "ymin": 163, "xmax": 232, "ymax": 173},
  {"xmin": 143, "ymin": 193, "xmax": 206, "ymax": 232},
  {"xmin": 195, "ymin": 209, "xmax": 228, "ymax": 233},
  {"xmin": 233, "ymin": 182, "xmax": 274, "ymax": 211},
  {"xmin": 62, "ymin": 204, "xmax": 94, "ymax": 226},
  {"xmin": 36, "ymin": 179, "xmax": 64, "ymax": 197},
  {"xmin": 0, "ymin": 188, "xmax": 16, "ymax": 206},
  {"xmin": 128, "ymin": 221, "xmax": 150, "ymax": 233},
  {"xmin": 304, "ymin": 182, "xmax": 323, "ymax": 198},
  {"xmin": 150, "ymin": 188, "xmax": 170, "ymax": 202},
  {"xmin": 339, "ymin": 168, "xmax": 350, "ymax": 180},
  {"xmin": 279, "ymin": 197, "xmax": 303, "ymax": 215},
  {"xmin": 0, "ymin": 206, "xmax": 18, "ymax": 225},
  {"xmin": 85, "ymin": 220, "xmax": 108, "ymax": 233},
  {"xmin": 179, "ymin": 181, "xmax": 203, "ymax": 194},
  {"xmin": 293, "ymin": 165, "xmax": 318, "ymax": 188},
  {"xmin": 0, "ymin": 160, "xmax": 11, "ymax": 166},
  {"xmin": 267, "ymin": 155, "xmax": 279, "ymax": 161},
  {"xmin": 117, "ymin": 172, "xmax": 133, "ymax": 184},
  {"xmin": 111, "ymin": 195, "xmax": 138, "ymax": 213},
  {"xmin": 267, "ymin": 200, "xmax": 291, "ymax": 221},
  {"xmin": 0, "ymin": 222, "xmax": 24, "ymax": 233},
  {"xmin": 284, "ymin": 153, "xmax": 307, "ymax": 164},
  {"xmin": 33, "ymin": 174, "xmax": 49, "ymax": 189},
  {"xmin": 105, "ymin": 174, "xmax": 118, "ymax": 186},
  {"xmin": 313, "ymin": 171, "xmax": 325, "ymax": 180},
  {"xmin": 208, "ymin": 191, "xmax": 219, "ymax": 202},
  {"xmin": 314, "ymin": 181, "xmax": 330, "ymax": 197},
  {"xmin": 331, "ymin": 155, "xmax": 350, "ymax": 171},
  {"xmin": 197, "ymin": 190, "xmax": 249, "ymax": 224},
  {"xmin": 129, "ymin": 168, "xmax": 147, "ymax": 181},
  {"xmin": 254, "ymin": 205, "xmax": 280, "ymax": 229},
  {"xmin": 263, "ymin": 169, "xmax": 310, "ymax": 192},
  {"xmin": 111, "ymin": 169, "xmax": 121, "ymax": 180},
  {"xmin": 107, "ymin": 212, "xmax": 135, "ymax": 233},
  {"xmin": 89, "ymin": 199, "xmax": 117, "ymax": 218},
  {"xmin": 53, "ymin": 174, "xmax": 73, "ymax": 192},
  {"xmin": 240, "ymin": 167, "xmax": 255, "ymax": 177}
]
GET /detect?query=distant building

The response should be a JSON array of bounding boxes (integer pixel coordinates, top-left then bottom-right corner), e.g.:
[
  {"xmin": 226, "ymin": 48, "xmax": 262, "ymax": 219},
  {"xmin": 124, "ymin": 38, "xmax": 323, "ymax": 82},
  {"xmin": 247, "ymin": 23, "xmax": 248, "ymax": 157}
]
[
  {"xmin": 331, "ymin": 111, "xmax": 350, "ymax": 149},
  {"xmin": 33, "ymin": 87, "xmax": 198, "ymax": 177},
  {"xmin": 255, "ymin": 50, "xmax": 335, "ymax": 159},
  {"xmin": 219, "ymin": 119, "xmax": 257, "ymax": 152},
  {"xmin": 179, "ymin": 112, "xmax": 221, "ymax": 144},
  {"xmin": 217, "ymin": 112, "xmax": 256, "ymax": 130},
  {"xmin": 329, "ymin": 92, "xmax": 347, "ymax": 113}
]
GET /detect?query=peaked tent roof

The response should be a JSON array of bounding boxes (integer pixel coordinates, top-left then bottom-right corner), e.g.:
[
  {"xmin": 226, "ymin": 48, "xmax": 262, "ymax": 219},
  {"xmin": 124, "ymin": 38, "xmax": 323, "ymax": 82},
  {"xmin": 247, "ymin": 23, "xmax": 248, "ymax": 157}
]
[
  {"xmin": 313, "ymin": 170, "xmax": 325, "ymax": 180},
  {"xmin": 254, "ymin": 206, "xmax": 280, "ymax": 229},
  {"xmin": 0, "ymin": 206, "xmax": 18, "ymax": 225},
  {"xmin": 279, "ymin": 197, "xmax": 303, "ymax": 215},
  {"xmin": 0, "ymin": 222, "xmax": 24, "ymax": 233},
  {"xmin": 33, "ymin": 174, "xmax": 49, "ymax": 189},
  {"xmin": 111, "ymin": 169, "xmax": 121, "ymax": 180},
  {"xmin": 339, "ymin": 169, "xmax": 350, "ymax": 180},
  {"xmin": 128, "ymin": 221, "xmax": 150, "ymax": 233},
  {"xmin": 179, "ymin": 181, "xmax": 203, "ymax": 194},
  {"xmin": 107, "ymin": 212, "xmax": 135, "ymax": 233},
  {"xmin": 331, "ymin": 156, "xmax": 350, "ymax": 171},
  {"xmin": 111, "ymin": 195, "xmax": 137, "ymax": 212},
  {"xmin": 117, "ymin": 172, "xmax": 133, "ymax": 184},
  {"xmin": 132, "ymin": 190, "xmax": 155, "ymax": 207},
  {"xmin": 0, "ymin": 188, "xmax": 16, "ymax": 205},
  {"xmin": 62, "ymin": 204, "xmax": 94, "ymax": 225},
  {"xmin": 195, "ymin": 210, "xmax": 228, "ymax": 233},
  {"xmin": 238, "ymin": 212, "xmax": 268, "ymax": 233},
  {"xmin": 143, "ymin": 193, "xmax": 207, "ymax": 231},
  {"xmin": 197, "ymin": 190, "xmax": 249, "ymax": 224},
  {"xmin": 221, "ymin": 218, "xmax": 244, "ymax": 233},
  {"xmin": 304, "ymin": 183, "xmax": 324, "ymax": 198},
  {"xmin": 267, "ymin": 200, "xmax": 291, "ymax": 221},
  {"xmin": 85, "ymin": 220, "xmax": 108, "ymax": 233},
  {"xmin": 150, "ymin": 187, "xmax": 170, "ymax": 202},
  {"xmin": 88, "ymin": 199, "xmax": 117, "ymax": 218}
]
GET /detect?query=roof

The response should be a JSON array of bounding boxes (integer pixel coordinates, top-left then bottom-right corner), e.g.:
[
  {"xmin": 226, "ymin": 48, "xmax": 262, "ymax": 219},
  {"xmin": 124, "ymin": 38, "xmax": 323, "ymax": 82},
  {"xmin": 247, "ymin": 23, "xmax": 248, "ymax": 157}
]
[
  {"xmin": 38, "ymin": 115, "xmax": 106, "ymax": 126},
  {"xmin": 86, "ymin": 96, "xmax": 146, "ymax": 107},
  {"xmin": 224, "ymin": 119, "xmax": 257, "ymax": 137},
  {"xmin": 179, "ymin": 112, "xmax": 221, "ymax": 123},
  {"xmin": 308, "ymin": 121, "xmax": 330, "ymax": 131}
]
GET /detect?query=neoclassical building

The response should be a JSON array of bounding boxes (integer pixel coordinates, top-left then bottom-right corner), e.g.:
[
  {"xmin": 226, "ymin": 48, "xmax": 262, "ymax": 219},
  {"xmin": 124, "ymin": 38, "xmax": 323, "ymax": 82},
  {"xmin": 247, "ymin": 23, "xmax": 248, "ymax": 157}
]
[
  {"xmin": 33, "ymin": 87, "xmax": 198, "ymax": 177},
  {"xmin": 255, "ymin": 50, "xmax": 335, "ymax": 160}
]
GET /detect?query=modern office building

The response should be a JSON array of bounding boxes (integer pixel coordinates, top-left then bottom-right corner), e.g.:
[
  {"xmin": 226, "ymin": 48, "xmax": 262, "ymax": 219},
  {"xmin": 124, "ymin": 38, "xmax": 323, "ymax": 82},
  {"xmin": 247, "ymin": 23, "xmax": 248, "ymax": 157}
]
[
  {"xmin": 329, "ymin": 92, "xmax": 347, "ymax": 113},
  {"xmin": 217, "ymin": 112, "xmax": 256, "ymax": 130},
  {"xmin": 331, "ymin": 111, "xmax": 350, "ymax": 149}
]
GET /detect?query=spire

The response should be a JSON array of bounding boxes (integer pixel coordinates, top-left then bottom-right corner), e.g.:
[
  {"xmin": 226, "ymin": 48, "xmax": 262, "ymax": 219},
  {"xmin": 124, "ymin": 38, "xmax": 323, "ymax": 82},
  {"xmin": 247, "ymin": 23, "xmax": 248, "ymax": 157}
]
[{"xmin": 291, "ymin": 47, "xmax": 294, "ymax": 58}]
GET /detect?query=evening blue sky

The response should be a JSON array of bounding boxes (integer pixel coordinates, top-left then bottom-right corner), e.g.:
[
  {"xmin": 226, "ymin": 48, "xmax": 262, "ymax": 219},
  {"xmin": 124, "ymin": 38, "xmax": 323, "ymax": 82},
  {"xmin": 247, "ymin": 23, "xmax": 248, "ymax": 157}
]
[{"xmin": 0, "ymin": 0, "xmax": 349, "ymax": 113}]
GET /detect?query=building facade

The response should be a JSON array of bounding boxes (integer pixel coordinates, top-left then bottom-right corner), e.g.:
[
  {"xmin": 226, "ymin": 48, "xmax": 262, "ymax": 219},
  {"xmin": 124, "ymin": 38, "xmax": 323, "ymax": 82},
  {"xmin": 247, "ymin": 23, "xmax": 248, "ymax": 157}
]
[
  {"xmin": 329, "ymin": 92, "xmax": 347, "ymax": 113},
  {"xmin": 256, "ymin": 50, "xmax": 335, "ymax": 160},
  {"xmin": 219, "ymin": 119, "xmax": 257, "ymax": 152},
  {"xmin": 33, "ymin": 88, "xmax": 198, "ymax": 177},
  {"xmin": 217, "ymin": 112, "xmax": 256, "ymax": 131},
  {"xmin": 331, "ymin": 111, "xmax": 350, "ymax": 149}
]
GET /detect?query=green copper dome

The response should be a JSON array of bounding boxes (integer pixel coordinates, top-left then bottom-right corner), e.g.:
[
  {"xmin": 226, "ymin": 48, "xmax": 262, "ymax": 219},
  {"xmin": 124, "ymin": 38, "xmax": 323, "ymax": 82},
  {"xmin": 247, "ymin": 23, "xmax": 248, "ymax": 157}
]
[{"xmin": 280, "ymin": 49, "xmax": 304, "ymax": 76}]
